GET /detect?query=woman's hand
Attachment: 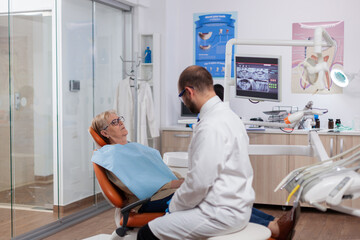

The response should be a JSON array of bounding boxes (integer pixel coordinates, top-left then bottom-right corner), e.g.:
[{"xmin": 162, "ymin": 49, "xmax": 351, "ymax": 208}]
[{"xmin": 170, "ymin": 179, "xmax": 184, "ymax": 189}]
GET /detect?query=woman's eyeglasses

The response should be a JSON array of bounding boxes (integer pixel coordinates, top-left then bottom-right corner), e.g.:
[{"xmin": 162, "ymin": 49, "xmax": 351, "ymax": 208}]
[{"xmin": 103, "ymin": 116, "xmax": 125, "ymax": 130}]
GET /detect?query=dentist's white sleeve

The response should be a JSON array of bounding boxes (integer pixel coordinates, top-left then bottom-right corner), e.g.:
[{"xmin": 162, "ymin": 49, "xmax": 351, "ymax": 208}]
[{"xmin": 169, "ymin": 126, "xmax": 224, "ymax": 212}]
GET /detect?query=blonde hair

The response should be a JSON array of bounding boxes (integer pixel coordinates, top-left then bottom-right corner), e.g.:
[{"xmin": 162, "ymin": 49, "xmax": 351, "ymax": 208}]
[{"xmin": 91, "ymin": 110, "xmax": 117, "ymax": 144}]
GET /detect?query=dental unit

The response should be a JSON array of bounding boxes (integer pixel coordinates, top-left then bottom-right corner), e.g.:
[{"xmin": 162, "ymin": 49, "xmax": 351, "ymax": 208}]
[
  {"xmin": 223, "ymin": 27, "xmax": 360, "ymax": 217},
  {"xmin": 275, "ymin": 143, "xmax": 360, "ymax": 216}
]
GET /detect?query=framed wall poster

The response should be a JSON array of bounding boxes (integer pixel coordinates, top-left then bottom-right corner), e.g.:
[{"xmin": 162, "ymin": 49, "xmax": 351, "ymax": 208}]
[
  {"xmin": 194, "ymin": 12, "xmax": 237, "ymax": 78},
  {"xmin": 291, "ymin": 21, "xmax": 344, "ymax": 94}
]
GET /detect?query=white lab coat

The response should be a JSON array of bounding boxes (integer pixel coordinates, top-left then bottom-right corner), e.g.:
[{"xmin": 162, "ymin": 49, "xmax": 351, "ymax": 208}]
[
  {"xmin": 137, "ymin": 82, "xmax": 159, "ymax": 146},
  {"xmin": 149, "ymin": 96, "xmax": 255, "ymax": 239},
  {"xmin": 114, "ymin": 77, "xmax": 134, "ymax": 141}
]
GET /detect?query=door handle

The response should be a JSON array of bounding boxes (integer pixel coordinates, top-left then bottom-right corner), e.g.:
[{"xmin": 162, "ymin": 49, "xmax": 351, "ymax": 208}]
[
  {"xmin": 330, "ymin": 138, "xmax": 333, "ymax": 157},
  {"xmin": 340, "ymin": 138, "xmax": 344, "ymax": 154},
  {"xmin": 14, "ymin": 92, "xmax": 20, "ymax": 110}
]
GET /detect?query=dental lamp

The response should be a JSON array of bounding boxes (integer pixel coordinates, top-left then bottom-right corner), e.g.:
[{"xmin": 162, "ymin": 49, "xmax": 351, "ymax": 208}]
[
  {"xmin": 330, "ymin": 68, "xmax": 349, "ymax": 87},
  {"xmin": 331, "ymin": 68, "xmax": 360, "ymax": 89}
]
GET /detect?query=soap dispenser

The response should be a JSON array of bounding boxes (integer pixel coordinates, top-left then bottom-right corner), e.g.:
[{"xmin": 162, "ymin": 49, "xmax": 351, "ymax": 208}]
[{"xmin": 144, "ymin": 47, "xmax": 152, "ymax": 63}]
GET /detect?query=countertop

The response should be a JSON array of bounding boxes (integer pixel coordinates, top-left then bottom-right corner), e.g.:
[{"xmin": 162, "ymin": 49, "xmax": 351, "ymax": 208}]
[{"xmin": 162, "ymin": 125, "xmax": 360, "ymax": 136}]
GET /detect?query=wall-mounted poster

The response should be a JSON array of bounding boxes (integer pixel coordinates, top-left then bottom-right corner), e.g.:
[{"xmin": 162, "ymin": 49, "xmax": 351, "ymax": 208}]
[
  {"xmin": 291, "ymin": 21, "xmax": 344, "ymax": 94},
  {"xmin": 194, "ymin": 12, "xmax": 237, "ymax": 78}
]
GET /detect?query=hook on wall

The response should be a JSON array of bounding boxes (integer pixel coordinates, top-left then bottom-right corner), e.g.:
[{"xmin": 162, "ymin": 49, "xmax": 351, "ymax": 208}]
[{"xmin": 120, "ymin": 55, "xmax": 138, "ymax": 77}]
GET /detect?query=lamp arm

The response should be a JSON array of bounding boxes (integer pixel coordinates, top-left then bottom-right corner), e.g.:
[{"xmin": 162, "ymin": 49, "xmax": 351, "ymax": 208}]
[{"xmin": 224, "ymin": 27, "xmax": 334, "ymax": 102}]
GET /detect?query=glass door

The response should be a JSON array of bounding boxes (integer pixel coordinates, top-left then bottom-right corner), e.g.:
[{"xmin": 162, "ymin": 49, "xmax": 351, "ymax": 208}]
[
  {"xmin": 0, "ymin": 10, "xmax": 55, "ymax": 238},
  {"xmin": 0, "ymin": 0, "xmax": 133, "ymax": 237},
  {"xmin": 0, "ymin": 11, "xmax": 11, "ymax": 240}
]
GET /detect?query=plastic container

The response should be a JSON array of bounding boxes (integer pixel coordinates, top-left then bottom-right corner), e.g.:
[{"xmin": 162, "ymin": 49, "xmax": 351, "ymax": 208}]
[{"xmin": 144, "ymin": 47, "xmax": 152, "ymax": 63}]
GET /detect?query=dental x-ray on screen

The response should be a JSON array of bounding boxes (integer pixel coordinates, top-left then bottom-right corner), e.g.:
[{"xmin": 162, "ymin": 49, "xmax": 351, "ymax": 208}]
[{"xmin": 235, "ymin": 55, "xmax": 281, "ymax": 102}]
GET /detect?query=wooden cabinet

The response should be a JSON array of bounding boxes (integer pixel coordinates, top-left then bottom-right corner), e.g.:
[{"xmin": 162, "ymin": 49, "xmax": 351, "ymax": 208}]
[
  {"xmin": 288, "ymin": 134, "xmax": 336, "ymax": 171},
  {"xmin": 161, "ymin": 130, "xmax": 193, "ymax": 156},
  {"xmin": 248, "ymin": 133, "xmax": 289, "ymax": 205},
  {"xmin": 161, "ymin": 129, "xmax": 360, "ymax": 208}
]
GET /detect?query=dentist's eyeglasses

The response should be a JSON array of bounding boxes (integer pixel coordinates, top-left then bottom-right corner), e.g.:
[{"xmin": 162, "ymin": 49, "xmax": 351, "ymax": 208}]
[
  {"xmin": 103, "ymin": 116, "xmax": 125, "ymax": 130},
  {"xmin": 178, "ymin": 86, "xmax": 194, "ymax": 102}
]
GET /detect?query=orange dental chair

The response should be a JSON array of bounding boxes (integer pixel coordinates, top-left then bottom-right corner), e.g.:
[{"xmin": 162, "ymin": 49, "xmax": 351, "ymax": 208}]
[{"xmin": 89, "ymin": 127, "xmax": 164, "ymax": 237}]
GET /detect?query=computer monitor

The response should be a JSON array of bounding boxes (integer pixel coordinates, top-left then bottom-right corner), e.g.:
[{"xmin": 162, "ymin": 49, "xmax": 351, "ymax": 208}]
[
  {"xmin": 180, "ymin": 102, "xmax": 198, "ymax": 117},
  {"xmin": 235, "ymin": 55, "xmax": 281, "ymax": 102}
]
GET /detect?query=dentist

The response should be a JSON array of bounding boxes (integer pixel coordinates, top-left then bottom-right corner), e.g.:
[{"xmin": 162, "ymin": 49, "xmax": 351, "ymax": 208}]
[{"xmin": 138, "ymin": 65, "xmax": 255, "ymax": 239}]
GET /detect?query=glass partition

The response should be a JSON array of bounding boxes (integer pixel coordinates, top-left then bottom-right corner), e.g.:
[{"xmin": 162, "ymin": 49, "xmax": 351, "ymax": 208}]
[
  {"xmin": 0, "ymin": 0, "xmax": 132, "ymax": 237},
  {"xmin": 0, "ymin": 8, "xmax": 56, "ymax": 238}
]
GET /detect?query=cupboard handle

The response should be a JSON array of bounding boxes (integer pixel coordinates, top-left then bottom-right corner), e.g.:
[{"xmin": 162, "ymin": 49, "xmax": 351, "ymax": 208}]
[
  {"xmin": 330, "ymin": 138, "xmax": 333, "ymax": 157},
  {"xmin": 340, "ymin": 138, "xmax": 344, "ymax": 153},
  {"xmin": 174, "ymin": 134, "xmax": 191, "ymax": 138}
]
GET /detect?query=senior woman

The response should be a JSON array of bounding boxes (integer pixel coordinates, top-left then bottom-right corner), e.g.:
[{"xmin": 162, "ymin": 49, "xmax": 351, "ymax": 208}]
[
  {"xmin": 91, "ymin": 110, "xmax": 298, "ymax": 239},
  {"xmin": 91, "ymin": 110, "xmax": 184, "ymax": 213}
]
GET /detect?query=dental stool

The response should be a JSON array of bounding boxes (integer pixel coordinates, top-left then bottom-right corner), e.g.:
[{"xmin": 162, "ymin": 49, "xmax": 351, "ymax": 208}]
[{"xmin": 207, "ymin": 223, "xmax": 271, "ymax": 240}]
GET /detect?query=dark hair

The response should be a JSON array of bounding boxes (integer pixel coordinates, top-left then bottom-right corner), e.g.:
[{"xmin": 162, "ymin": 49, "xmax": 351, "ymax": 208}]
[
  {"xmin": 214, "ymin": 84, "xmax": 224, "ymax": 101},
  {"xmin": 178, "ymin": 65, "xmax": 213, "ymax": 93}
]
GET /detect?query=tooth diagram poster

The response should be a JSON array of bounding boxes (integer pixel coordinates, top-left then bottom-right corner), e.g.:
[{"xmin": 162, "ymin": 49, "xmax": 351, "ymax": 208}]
[
  {"xmin": 291, "ymin": 21, "xmax": 344, "ymax": 94},
  {"xmin": 194, "ymin": 12, "xmax": 237, "ymax": 78}
]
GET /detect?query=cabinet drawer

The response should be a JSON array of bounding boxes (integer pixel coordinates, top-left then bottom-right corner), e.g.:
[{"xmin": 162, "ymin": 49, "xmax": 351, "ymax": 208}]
[{"xmin": 161, "ymin": 130, "xmax": 193, "ymax": 155}]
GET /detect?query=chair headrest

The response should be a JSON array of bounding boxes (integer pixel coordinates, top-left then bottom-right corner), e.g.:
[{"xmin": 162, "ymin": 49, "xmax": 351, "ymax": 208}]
[{"xmin": 89, "ymin": 127, "xmax": 107, "ymax": 147}]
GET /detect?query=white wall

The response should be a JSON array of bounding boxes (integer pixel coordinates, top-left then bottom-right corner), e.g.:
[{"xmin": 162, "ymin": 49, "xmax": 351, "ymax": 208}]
[
  {"xmin": 60, "ymin": 0, "xmax": 94, "ymax": 205},
  {"xmin": 136, "ymin": 0, "xmax": 166, "ymax": 127},
  {"xmin": 138, "ymin": 0, "xmax": 360, "ymax": 129}
]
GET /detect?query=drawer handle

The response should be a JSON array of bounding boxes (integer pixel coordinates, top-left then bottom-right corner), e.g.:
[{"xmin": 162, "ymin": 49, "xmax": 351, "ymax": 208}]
[
  {"xmin": 330, "ymin": 138, "xmax": 333, "ymax": 157},
  {"xmin": 174, "ymin": 134, "xmax": 190, "ymax": 138},
  {"xmin": 340, "ymin": 138, "xmax": 344, "ymax": 154}
]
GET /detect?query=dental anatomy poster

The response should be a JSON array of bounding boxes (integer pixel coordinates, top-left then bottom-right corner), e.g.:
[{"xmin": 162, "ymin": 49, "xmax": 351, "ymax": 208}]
[
  {"xmin": 194, "ymin": 12, "xmax": 237, "ymax": 78},
  {"xmin": 291, "ymin": 21, "xmax": 344, "ymax": 94}
]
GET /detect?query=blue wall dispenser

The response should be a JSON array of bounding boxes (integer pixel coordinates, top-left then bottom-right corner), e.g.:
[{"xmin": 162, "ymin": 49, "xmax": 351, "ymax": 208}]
[{"xmin": 144, "ymin": 47, "xmax": 152, "ymax": 63}]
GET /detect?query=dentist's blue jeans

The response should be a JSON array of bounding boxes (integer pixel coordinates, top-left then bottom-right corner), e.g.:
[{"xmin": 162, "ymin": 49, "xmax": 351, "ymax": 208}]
[{"xmin": 139, "ymin": 195, "xmax": 274, "ymax": 227}]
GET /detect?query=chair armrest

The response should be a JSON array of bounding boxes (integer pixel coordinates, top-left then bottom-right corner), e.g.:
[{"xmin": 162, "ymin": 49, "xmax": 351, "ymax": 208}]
[
  {"xmin": 120, "ymin": 198, "xmax": 151, "ymax": 214},
  {"xmin": 117, "ymin": 198, "xmax": 151, "ymax": 237}
]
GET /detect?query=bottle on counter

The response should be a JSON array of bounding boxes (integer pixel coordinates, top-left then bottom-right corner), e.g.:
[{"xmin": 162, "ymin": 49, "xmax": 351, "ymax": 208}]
[
  {"xmin": 336, "ymin": 119, "xmax": 341, "ymax": 128},
  {"xmin": 328, "ymin": 119, "xmax": 334, "ymax": 129},
  {"xmin": 144, "ymin": 47, "xmax": 152, "ymax": 63},
  {"xmin": 313, "ymin": 115, "xmax": 320, "ymax": 129}
]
